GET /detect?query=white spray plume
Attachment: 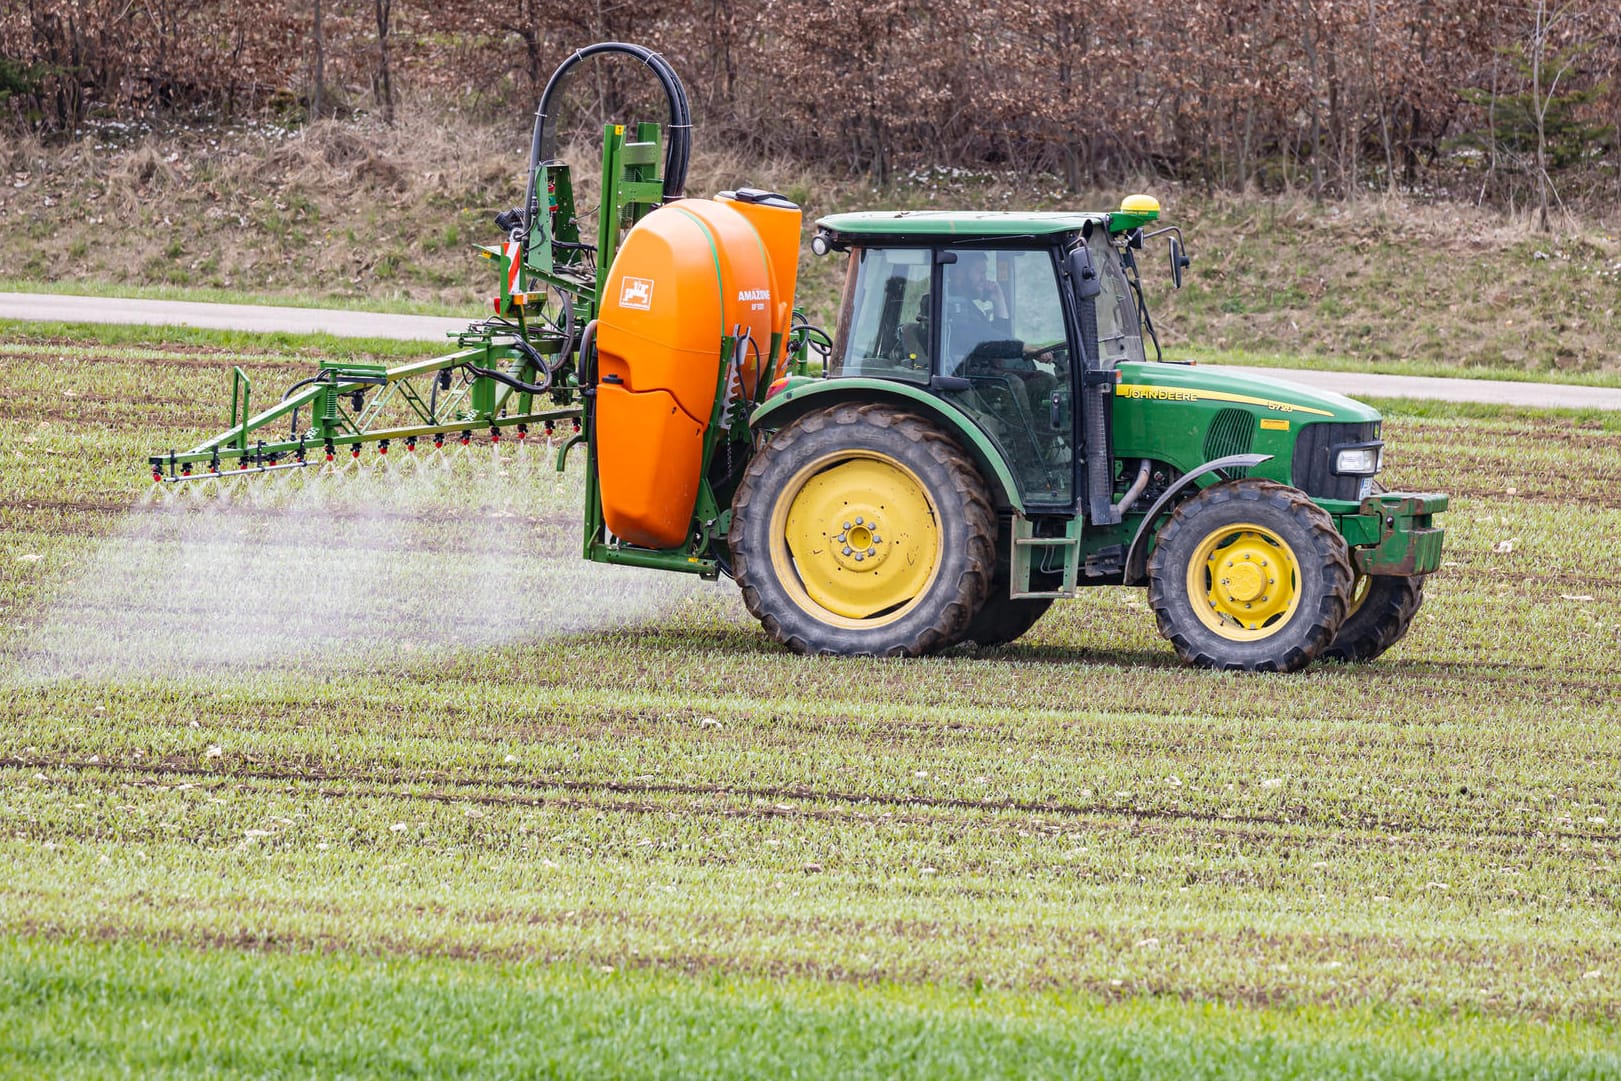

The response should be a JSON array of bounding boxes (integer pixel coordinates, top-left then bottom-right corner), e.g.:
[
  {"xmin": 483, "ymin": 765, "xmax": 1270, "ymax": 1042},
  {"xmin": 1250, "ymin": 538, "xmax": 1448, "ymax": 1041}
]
[{"xmin": 15, "ymin": 445, "xmax": 745, "ymax": 683}]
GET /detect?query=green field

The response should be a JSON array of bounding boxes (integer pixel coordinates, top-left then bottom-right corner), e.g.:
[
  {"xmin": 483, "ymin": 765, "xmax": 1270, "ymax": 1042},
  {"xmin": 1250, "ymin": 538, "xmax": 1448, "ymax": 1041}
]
[{"xmin": 2, "ymin": 328, "xmax": 1619, "ymax": 1077}]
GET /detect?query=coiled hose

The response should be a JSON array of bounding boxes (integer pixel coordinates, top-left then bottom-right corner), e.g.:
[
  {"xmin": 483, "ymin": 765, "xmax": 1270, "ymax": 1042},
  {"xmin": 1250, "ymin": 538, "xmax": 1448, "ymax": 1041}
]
[{"xmin": 524, "ymin": 41, "xmax": 693, "ymax": 243}]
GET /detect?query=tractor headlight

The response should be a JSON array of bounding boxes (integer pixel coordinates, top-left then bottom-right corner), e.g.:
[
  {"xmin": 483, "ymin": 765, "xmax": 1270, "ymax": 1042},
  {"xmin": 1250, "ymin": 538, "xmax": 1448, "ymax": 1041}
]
[{"xmin": 1332, "ymin": 442, "xmax": 1383, "ymax": 476}]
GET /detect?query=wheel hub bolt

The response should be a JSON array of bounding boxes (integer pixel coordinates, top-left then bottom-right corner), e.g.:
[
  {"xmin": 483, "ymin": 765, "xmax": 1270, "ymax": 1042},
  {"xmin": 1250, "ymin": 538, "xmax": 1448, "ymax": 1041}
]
[{"xmin": 832, "ymin": 513, "xmax": 887, "ymax": 569}]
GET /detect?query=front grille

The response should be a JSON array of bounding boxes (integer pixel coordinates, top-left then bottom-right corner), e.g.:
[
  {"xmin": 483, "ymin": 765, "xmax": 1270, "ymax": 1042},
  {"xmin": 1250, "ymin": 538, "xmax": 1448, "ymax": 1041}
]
[
  {"xmin": 1291, "ymin": 421, "xmax": 1380, "ymax": 500},
  {"xmin": 1204, "ymin": 408, "xmax": 1256, "ymax": 463}
]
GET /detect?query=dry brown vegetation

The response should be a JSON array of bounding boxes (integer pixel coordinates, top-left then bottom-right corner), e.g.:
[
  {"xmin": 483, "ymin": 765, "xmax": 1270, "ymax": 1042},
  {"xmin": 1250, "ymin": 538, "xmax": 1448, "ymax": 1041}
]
[
  {"xmin": 3, "ymin": 0, "xmax": 1620, "ymax": 214},
  {"xmin": 3, "ymin": 114, "xmax": 1619, "ymax": 378}
]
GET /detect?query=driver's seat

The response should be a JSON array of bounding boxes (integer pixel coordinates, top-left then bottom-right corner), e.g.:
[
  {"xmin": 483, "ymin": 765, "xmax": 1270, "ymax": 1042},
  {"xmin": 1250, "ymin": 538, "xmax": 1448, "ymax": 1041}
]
[{"xmin": 898, "ymin": 293, "xmax": 929, "ymax": 370}]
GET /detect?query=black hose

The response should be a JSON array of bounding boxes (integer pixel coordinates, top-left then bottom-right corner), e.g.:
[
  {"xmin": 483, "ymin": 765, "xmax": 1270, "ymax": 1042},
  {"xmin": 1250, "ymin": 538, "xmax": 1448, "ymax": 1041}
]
[
  {"xmin": 281, "ymin": 370, "xmax": 335, "ymax": 436},
  {"xmin": 1122, "ymin": 246, "xmax": 1162, "ymax": 362},
  {"xmin": 525, "ymin": 42, "xmax": 693, "ymax": 243},
  {"xmin": 465, "ymin": 363, "xmax": 553, "ymax": 396},
  {"xmin": 280, "ymin": 369, "xmax": 384, "ymax": 438},
  {"xmin": 788, "ymin": 319, "xmax": 833, "ymax": 364},
  {"xmin": 541, "ymin": 288, "xmax": 577, "ymax": 373}
]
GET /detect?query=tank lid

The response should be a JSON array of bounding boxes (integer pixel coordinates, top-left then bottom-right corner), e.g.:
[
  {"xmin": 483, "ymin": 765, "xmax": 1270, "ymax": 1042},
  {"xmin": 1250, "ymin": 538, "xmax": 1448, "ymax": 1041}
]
[{"xmin": 720, "ymin": 188, "xmax": 800, "ymax": 210}]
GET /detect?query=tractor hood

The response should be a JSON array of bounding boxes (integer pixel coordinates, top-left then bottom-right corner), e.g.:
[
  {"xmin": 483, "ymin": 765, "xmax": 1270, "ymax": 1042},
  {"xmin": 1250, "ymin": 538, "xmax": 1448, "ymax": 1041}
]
[
  {"xmin": 1111, "ymin": 361, "xmax": 1384, "ymax": 498},
  {"xmin": 1113, "ymin": 362, "xmax": 1381, "ymax": 424}
]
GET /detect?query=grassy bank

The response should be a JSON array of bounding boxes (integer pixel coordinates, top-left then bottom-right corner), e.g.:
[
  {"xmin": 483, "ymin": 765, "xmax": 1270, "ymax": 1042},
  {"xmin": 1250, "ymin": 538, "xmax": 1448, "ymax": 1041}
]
[{"xmin": 2, "ymin": 115, "xmax": 1619, "ymax": 380}]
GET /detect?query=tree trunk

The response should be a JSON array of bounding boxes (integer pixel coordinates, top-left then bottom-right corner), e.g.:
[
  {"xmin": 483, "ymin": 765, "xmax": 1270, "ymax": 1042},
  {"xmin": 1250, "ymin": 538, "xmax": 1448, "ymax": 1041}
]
[
  {"xmin": 375, "ymin": 0, "xmax": 394, "ymax": 125},
  {"xmin": 311, "ymin": 0, "xmax": 325, "ymax": 120},
  {"xmin": 1532, "ymin": 0, "xmax": 1551, "ymax": 232},
  {"xmin": 1298, "ymin": 0, "xmax": 1326, "ymax": 201}
]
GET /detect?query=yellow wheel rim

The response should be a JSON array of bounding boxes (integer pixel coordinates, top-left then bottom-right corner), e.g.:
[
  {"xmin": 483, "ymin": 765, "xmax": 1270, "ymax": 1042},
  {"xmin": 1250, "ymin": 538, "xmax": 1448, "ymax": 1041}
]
[
  {"xmin": 1185, "ymin": 521, "xmax": 1301, "ymax": 640},
  {"xmin": 768, "ymin": 451, "xmax": 942, "ymax": 626},
  {"xmin": 1346, "ymin": 573, "xmax": 1371, "ymax": 618}
]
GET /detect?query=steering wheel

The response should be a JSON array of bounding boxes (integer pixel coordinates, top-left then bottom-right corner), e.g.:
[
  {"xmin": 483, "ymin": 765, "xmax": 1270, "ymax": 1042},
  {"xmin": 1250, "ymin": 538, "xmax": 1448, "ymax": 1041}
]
[{"xmin": 1025, "ymin": 340, "xmax": 1069, "ymax": 366}]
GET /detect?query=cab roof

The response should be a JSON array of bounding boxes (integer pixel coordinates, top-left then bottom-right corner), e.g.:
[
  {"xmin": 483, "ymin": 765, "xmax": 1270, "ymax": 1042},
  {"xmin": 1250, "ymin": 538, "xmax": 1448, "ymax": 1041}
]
[{"xmin": 816, "ymin": 210, "xmax": 1110, "ymax": 242}]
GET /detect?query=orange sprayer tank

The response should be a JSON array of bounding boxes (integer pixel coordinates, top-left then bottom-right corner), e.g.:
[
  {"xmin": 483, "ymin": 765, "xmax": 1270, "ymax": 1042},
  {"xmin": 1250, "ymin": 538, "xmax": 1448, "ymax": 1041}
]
[
  {"xmin": 716, "ymin": 189, "xmax": 803, "ymax": 381},
  {"xmin": 595, "ymin": 197, "xmax": 788, "ymax": 550}
]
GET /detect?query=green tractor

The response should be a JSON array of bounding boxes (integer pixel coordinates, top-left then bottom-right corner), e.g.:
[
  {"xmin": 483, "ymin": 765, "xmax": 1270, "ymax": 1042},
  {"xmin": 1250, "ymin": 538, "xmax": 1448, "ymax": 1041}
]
[
  {"xmin": 732, "ymin": 207, "xmax": 1442, "ymax": 669},
  {"xmin": 150, "ymin": 43, "xmax": 1444, "ymax": 672}
]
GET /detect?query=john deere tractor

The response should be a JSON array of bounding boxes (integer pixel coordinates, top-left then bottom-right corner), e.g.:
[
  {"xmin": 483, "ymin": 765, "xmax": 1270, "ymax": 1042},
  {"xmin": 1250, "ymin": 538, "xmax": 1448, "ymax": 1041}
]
[{"xmin": 150, "ymin": 42, "xmax": 1445, "ymax": 672}]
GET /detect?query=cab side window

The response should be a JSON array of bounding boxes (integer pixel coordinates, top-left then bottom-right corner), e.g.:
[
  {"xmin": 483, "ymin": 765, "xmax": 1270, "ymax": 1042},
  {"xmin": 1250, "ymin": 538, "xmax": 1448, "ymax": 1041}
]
[
  {"xmin": 1093, "ymin": 234, "xmax": 1145, "ymax": 365},
  {"xmin": 830, "ymin": 247, "xmax": 932, "ymax": 381}
]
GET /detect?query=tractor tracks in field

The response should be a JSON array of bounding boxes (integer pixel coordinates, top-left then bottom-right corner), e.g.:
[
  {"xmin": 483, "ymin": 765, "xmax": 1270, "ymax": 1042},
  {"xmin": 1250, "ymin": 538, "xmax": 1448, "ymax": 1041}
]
[
  {"xmin": 13, "ymin": 756, "xmax": 1615, "ymax": 854},
  {"xmin": 8, "ymin": 914, "xmax": 1611, "ymax": 1021},
  {"xmin": 0, "ymin": 349, "xmax": 312, "ymax": 376}
]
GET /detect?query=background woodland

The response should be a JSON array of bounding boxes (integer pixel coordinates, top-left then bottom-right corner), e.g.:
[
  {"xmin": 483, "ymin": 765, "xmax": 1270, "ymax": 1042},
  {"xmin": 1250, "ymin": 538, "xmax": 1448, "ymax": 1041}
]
[{"xmin": 3, "ymin": 0, "xmax": 1619, "ymax": 222}]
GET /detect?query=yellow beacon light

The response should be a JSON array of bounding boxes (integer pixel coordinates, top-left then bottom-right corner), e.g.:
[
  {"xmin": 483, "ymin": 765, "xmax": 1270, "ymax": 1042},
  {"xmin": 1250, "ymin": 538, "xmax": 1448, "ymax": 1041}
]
[{"xmin": 1120, "ymin": 194, "xmax": 1161, "ymax": 216}]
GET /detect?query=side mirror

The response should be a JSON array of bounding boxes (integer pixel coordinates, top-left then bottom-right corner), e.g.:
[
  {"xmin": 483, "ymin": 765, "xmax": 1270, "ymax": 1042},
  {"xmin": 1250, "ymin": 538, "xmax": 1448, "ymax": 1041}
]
[
  {"xmin": 1169, "ymin": 236, "xmax": 1190, "ymax": 289},
  {"xmin": 1064, "ymin": 245, "xmax": 1101, "ymax": 301}
]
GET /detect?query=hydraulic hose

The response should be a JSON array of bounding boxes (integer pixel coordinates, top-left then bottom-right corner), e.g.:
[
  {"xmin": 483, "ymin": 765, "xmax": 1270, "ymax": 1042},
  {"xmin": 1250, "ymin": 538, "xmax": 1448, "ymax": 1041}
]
[
  {"xmin": 1114, "ymin": 459, "xmax": 1153, "ymax": 515},
  {"xmin": 525, "ymin": 42, "xmax": 693, "ymax": 243},
  {"xmin": 464, "ymin": 362, "xmax": 553, "ymax": 396}
]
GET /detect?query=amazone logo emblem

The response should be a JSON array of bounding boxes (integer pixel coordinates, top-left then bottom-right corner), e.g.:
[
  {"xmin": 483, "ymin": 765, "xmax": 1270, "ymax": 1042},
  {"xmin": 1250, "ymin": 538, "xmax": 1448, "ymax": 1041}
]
[
  {"xmin": 619, "ymin": 276, "xmax": 654, "ymax": 310},
  {"xmin": 737, "ymin": 288, "xmax": 770, "ymax": 302}
]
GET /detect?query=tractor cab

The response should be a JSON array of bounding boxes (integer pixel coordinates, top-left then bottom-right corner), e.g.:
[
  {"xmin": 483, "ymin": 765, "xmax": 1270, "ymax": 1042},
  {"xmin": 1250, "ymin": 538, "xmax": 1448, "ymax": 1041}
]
[{"xmin": 811, "ymin": 204, "xmax": 1161, "ymax": 514}]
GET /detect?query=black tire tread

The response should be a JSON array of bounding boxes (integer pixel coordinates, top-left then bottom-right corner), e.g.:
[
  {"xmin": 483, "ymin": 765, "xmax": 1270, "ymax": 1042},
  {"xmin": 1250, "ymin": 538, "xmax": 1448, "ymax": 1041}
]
[
  {"xmin": 1322, "ymin": 574, "xmax": 1426, "ymax": 663},
  {"xmin": 1146, "ymin": 478, "xmax": 1353, "ymax": 672},
  {"xmin": 731, "ymin": 403, "xmax": 996, "ymax": 658}
]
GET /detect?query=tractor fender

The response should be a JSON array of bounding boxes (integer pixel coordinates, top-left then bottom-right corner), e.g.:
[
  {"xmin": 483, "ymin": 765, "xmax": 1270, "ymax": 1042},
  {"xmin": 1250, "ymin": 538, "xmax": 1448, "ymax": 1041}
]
[
  {"xmin": 750, "ymin": 378, "xmax": 1026, "ymax": 513},
  {"xmin": 1121, "ymin": 453, "xmax": 1272, "ymax": 586}
]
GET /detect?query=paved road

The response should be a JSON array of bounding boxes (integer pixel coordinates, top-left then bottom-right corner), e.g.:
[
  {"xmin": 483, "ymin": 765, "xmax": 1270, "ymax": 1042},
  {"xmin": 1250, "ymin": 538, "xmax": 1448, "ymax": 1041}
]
[
  {"xmin": 1239, "ymin": 367, "xmax": 1621, "ymax": 410},
  {"xmin": 4, "ymin": 291, "xmax": 1619, "ymax": 410},
  {"xmin": 0, "ymin": 292, "xmax": 467, "ymax": 342}
]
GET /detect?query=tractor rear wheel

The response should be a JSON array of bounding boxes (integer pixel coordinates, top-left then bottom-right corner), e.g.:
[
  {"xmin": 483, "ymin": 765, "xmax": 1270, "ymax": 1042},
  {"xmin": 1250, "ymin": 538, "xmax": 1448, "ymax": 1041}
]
[
  {"xmin": 958, "ymin": 592, "xmax": 1053, "ymax": 648},
  {"xmin": 731, "ymin": 403, "xmax": 995, "ymax": 657},
  {"xmin": 1321, "ymin": 573, "xmax": 1426, "ymax": 663},
  {"xmin": 1147, "ymin": 478, "xmax": 1353, "ymax": 672}
]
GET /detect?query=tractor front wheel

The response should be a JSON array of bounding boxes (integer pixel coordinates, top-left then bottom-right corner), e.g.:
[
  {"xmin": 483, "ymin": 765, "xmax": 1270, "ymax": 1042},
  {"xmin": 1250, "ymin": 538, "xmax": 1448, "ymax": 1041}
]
[
  {"xmin": 1321, "ymin": 573, "xmax": 1426, "ymax": 663},
  {"xmin": 731, "ymin": 404, "xmax": 995, "ymax": 657},
  {"xmin": 1147, "ymin": 479, "xmax": 1353, "ymax": 672}
]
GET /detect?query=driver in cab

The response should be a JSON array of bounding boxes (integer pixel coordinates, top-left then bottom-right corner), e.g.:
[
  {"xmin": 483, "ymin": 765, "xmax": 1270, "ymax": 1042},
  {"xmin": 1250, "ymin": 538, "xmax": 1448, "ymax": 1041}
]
[{"xmin": 944, "ymin": 251, "xmax": 1059, "ymax": 388}]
